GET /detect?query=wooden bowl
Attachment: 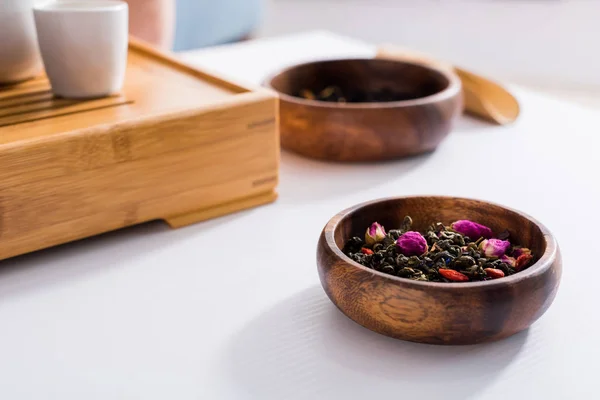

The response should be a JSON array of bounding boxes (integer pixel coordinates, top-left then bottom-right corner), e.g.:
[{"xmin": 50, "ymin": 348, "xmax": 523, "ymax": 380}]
[
  {"xmin": 265, "ymin": 58, "xmax": 463, "ymax": 162},
  {"xmin": 316, "ymin": 196, "xmax": 562, "ymax": 345}
]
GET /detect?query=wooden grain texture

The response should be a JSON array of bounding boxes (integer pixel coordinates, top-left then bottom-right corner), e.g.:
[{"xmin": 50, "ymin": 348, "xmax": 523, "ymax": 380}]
[
  {"xmin": 0, "ymin": 37, "xmax": 279, "ymax": 261},
  {"xmin": 265, "ymin": 58, "xmax": 462, "ymax": 162},
  {"xmin": 376, "ymin": 45, "xmax": 520, "ymax": 125},
  {"xmin": 317, "ymin": 196, "xmax": 562, "ymax": 345},
  {"xmin": 165, "ymin": 191, "xmax": 278, "ymax": 228},
  {"xmin": 0, "ymin": 92, "xmax": 131, "ymax": 127}
]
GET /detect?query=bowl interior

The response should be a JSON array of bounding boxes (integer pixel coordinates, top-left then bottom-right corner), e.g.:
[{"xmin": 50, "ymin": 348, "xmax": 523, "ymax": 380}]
[
  {"xmin": 268, "ymin": 59, "xmax": 451, "ymax": 103},
  {"xmin": 333, "ymin": 197, "xmax": 547, "ymax": 269}
]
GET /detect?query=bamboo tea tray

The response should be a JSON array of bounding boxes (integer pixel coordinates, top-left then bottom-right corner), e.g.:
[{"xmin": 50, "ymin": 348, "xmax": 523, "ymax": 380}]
[{"xmin": 0, "ymin": 38, "xmax": 279, "ymax": 261}]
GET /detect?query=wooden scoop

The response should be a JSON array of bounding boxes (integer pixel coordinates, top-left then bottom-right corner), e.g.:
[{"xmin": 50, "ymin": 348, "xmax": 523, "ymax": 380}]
[{"xmin": 377, "ymin": 45, "xmax": 520, "ymax": 125}]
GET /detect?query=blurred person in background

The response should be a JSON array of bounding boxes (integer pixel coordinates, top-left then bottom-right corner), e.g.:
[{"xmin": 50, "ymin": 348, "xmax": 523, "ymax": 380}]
[{"xmin": 125, "ymin": 0, "xmax": 264, "ymax": 51}]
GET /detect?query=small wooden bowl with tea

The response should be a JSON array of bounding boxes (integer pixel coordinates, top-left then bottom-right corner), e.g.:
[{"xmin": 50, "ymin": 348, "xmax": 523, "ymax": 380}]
[
  {"xmin": 265, "ymin": 58, "xmax": 463, "ymax": 162},
  {"xmin": 316, "ymin": 196, "xmax": 562, "ymax": 345}
]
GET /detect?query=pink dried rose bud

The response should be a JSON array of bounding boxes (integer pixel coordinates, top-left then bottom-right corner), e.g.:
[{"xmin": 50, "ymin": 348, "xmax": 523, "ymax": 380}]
[
  {"xmin": 365, "ymin": 222, "xmax": 386, "ymax": 245},
  {"xmin": 500, "ymin": 255, "xmax": 517, "ymax": 268},
  {"xmin": 479, "ymin": 239, "xmax": 511, "ymax": 258},
  {"xmin": 396, "ymin": 231, "xmax": 428, "ymax": 256},
  {"xmin": 512, "ymin": 247, "xmax": 532, "ymax": 258},
  {"xmin": 451, "ymin": 220, "xmax": 493, "ymax": 240}
]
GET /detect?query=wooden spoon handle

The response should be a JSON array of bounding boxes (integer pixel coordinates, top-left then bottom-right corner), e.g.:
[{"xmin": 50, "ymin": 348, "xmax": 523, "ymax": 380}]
[{"xmin": 376, "ymin": 45, "xmax": 520, "ymax": 125}]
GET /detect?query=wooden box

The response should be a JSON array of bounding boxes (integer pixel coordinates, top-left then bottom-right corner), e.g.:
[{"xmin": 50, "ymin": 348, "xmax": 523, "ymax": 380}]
[{"xmin": 0, "ymin": 38, "xmax": 279, "ymax": 261}]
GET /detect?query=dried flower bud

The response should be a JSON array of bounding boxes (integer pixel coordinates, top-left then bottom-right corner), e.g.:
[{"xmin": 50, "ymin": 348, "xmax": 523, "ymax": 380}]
[
  {"xmin": 365, "ymin": 222, "xmax": 386, "ymax": 246},
  {"xmin": 451, "ymin": 220, "xmax": 493, "ymax": 240},
  {"xmin": 512, "ymin": 247, "xmax": 532, "ymax": 259},
  {"xmin": 396, "ymin": 231, "xmax": 428, "ymax": 256},
  {"xmin": 479, "ymin": 239, "xmax": 510, "ymax": 258},
  {"xmin": 500, "ymin": 255, "xmax": 517, "ymax": 268},
  {"xmin": 515, "ymin": 254, "xmax": 533, "ymax": 271}
]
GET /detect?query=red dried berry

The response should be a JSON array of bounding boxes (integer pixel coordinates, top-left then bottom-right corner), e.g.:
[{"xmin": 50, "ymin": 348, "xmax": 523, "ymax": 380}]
[
  {"xmin": 484, "ymin": 268, "xmax": 505, "ymax": 279},
  {"xmin": 360, "ymin": 248, "xmax": 374, "ymax": 255},
  {"xmin": 515, "ymin": 254, "xmax": 533, "ymax": 271},
  {"xmin": 438, "ymin": 268, "xmax": 469, "ymax": 282}
]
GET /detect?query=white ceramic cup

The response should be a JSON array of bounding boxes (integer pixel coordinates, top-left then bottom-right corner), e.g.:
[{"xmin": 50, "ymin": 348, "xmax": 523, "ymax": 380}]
[
  {"xmin": 0, "ymin": 0, "xmax": 44, "ymax": 84},
  {"xmin": 33, "ymin": 0, "xmax": 128, "ymax": 99}
]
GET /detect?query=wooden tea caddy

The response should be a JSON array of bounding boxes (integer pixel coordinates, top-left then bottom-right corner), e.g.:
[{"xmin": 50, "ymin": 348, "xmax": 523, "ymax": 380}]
[{"xmin": 0, "ymin": 38, "xmax": 279, "ymax": 261}]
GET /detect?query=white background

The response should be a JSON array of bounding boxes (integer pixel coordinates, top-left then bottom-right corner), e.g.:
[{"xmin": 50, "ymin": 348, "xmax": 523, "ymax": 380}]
[{"xmin": 261, "ymin": 0, "xmax": 599, "ymax": 89}]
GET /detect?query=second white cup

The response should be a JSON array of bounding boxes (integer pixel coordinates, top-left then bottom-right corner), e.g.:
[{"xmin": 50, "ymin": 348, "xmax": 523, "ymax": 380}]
[
  {"xmin": 0, "ymin": 0, "xmax": 44, "ymax": 84},
  {"xmin": 33, "ymin": 0, "xmax": 129, "ymax": 99}
]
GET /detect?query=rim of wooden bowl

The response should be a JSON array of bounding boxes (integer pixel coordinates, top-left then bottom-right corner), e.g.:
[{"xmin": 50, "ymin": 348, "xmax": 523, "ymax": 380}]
[
  {"xmin": 321, "ymin": 195, "xmax": 558, "ymax": 289},
  {"xmin": 264, "ymin": 58, "xmax": 462, "ymax": 109}
]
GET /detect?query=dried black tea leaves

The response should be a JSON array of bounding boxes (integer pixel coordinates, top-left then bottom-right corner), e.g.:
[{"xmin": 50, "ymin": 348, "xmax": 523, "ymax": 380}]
[
  {"xmin": 343, "ymin": 218, "xmax": 534, "ymax": 282},
  {"xmin": 296, "ymin": 85, "xmax": 422, "ymax": 103}
]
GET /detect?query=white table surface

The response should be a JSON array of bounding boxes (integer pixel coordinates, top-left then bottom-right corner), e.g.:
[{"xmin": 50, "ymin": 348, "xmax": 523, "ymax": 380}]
[{"xmin": 0, "ymin": 31, "xmax": 597, "ymax": 399}]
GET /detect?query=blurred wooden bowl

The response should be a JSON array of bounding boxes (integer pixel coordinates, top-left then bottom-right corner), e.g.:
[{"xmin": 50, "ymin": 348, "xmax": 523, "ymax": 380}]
[
  {"xmin": 265, "ymin": 58, "xmax": 463, "ymax": 162},
  {"xmin": 316, "ymin": 196, "xmax": 562, "ymax": 345}
]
